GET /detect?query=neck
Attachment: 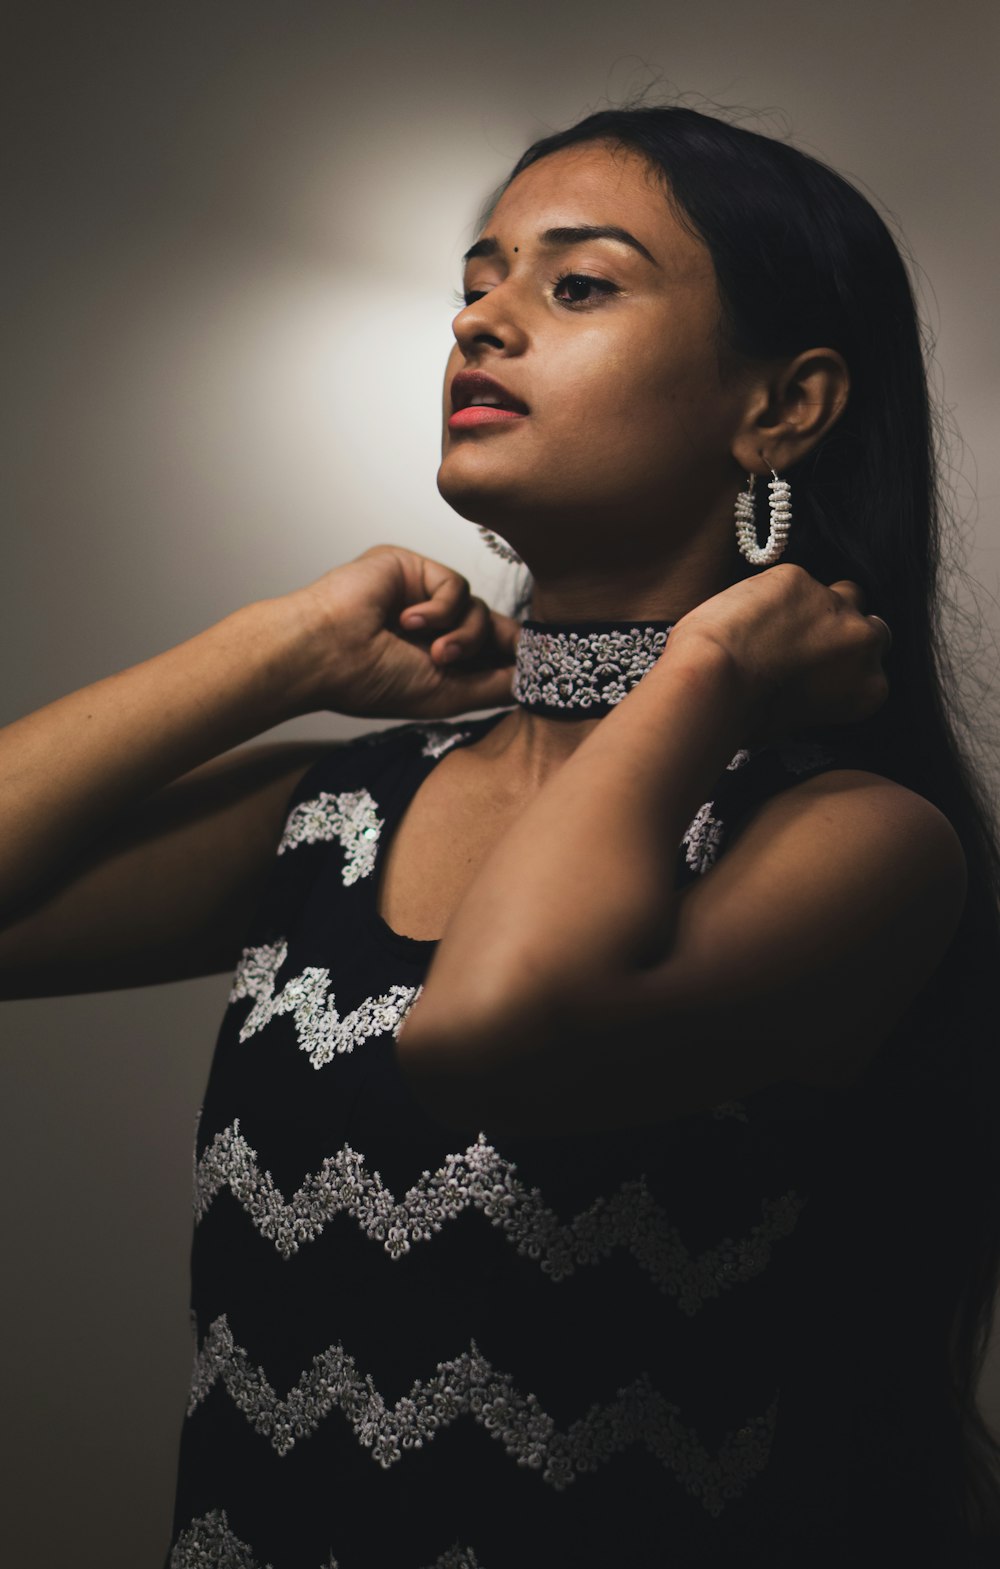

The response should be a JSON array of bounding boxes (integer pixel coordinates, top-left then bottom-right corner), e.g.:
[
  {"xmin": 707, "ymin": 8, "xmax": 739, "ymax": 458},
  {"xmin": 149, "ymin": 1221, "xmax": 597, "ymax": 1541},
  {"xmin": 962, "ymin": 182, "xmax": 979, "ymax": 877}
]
[
  {"xmin": 519, "ymin": 505, "xmax": 736, "ymax": 622},
  {"xmin": 471, "ymin": 523, "xmax": 738, "ymax": 783}
]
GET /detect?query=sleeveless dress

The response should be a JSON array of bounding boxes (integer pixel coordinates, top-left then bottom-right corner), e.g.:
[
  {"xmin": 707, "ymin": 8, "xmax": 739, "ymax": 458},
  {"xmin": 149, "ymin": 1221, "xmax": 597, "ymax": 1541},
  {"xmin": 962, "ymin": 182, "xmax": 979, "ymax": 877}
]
[{"xmin": 165, "ymin": 710, "xmax": 965, "ymax": 1569}]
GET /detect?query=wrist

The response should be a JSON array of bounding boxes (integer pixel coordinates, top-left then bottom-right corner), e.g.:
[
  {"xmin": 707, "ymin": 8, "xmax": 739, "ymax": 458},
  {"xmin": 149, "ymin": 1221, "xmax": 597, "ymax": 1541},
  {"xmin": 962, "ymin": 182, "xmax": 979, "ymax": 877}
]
[
  {"xmin": 227, "ymin": 594, "xmax": 333, "ymax": 724},
  {"xmin": 662, "ymin": 624, "xmax": 770, "ymax": 741}
]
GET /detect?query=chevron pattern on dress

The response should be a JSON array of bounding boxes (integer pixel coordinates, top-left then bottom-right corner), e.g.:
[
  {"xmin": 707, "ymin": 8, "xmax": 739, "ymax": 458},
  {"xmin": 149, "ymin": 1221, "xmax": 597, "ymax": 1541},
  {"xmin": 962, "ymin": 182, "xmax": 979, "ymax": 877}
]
[
  {"xmin": 195, "ymin": 1121, "xmax": 806, "ymax": 1313},
  {"xmin": 277, "ymin": 788, "xmax": 383, "ymax": 883},
  {"xmin": 188, "ymin": 1314, "xmax": 776, "ymax": 1512},
  {"xmin": 169, "ymin": 1506, "xmax": 486, "ymax": 1569},
  {"xmin": 228, "ymin": 941, "xmax": 422, "ymax": 1069}
]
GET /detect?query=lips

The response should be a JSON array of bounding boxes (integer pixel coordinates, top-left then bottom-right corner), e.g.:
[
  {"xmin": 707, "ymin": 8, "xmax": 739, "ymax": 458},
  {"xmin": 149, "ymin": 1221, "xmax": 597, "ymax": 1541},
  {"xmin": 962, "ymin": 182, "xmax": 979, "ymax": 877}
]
[
  {"xmin": 448, "ymin": 405, "xmax": 526, "ymax": 429},
  {"xmin": 450, "ymin": 370, "xmax": 528, "ymax": 415}
]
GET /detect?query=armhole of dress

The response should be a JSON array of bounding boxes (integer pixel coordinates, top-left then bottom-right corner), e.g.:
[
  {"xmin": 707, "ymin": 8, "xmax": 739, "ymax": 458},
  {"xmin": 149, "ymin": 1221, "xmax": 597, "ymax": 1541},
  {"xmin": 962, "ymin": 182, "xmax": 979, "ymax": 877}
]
[{"xmin": 676, "ymin": 739, "xmax": 881, "ymax": 889}]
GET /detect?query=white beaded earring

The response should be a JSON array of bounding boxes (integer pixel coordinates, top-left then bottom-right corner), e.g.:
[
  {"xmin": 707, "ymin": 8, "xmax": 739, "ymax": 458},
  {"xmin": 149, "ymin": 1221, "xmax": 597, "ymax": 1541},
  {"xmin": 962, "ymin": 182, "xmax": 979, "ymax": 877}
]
[
  {"xmin": 734, "ymin": 468, "xmax": 792, "ymax": 567},
  {"xmin": 477, "ymin": 526, "xmax": 524, "ymax": 565}
]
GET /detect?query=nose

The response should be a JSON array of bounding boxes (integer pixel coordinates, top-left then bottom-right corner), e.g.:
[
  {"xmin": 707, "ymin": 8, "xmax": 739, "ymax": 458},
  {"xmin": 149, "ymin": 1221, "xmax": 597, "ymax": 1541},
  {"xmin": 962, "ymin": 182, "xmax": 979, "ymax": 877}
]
[{"xmin": 451, "ymin": 283, "xmax": 529, "ymax": 358}]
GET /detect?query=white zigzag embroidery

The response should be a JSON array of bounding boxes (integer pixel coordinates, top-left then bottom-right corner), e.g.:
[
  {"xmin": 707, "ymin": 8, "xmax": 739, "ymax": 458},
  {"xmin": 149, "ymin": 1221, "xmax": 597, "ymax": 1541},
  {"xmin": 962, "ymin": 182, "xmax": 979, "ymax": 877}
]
[
  {"xmin": 681, "ymin": 800, "xmax": 725, "ymax": 874},
  {"xmin": 194, "ymin": 1122, "xmax": 806, "ymax": 1312},
  {"xmin": 188, "ymin": 1314, "xmax": 776, "ymax": 1513},
  {"xmin": 229, "ymin": 941, "xmax": 421, "ymax": 1069},
  {"xmin": 169, "ymin": 1508, "xmax": 484, "ymax": 1569},
  {"xmin": 277, "ymin": 788, "xmax": 383, "ymax": 883}
]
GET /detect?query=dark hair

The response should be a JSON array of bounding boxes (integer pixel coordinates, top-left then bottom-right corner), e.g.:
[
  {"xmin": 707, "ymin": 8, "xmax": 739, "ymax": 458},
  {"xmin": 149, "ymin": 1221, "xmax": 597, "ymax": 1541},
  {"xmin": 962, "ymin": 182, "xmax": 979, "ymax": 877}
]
[{"xmin": 495, "ymin": 104, "xmax": 1000, "ymax": 1552}]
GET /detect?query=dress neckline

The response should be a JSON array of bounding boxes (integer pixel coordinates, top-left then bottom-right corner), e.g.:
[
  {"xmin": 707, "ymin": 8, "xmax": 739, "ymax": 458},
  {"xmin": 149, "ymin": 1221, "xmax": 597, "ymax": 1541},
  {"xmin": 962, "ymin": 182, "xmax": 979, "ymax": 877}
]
[{"xmin": 365, "ymin": 708, "xmax": 512, "ymax": 958}]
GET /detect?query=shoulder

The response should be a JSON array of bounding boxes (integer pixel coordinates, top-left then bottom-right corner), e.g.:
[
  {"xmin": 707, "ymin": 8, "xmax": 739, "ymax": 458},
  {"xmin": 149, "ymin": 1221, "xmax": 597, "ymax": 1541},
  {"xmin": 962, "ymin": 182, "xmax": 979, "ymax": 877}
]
[
  {"xmin": 696, "ymin": 767, "xmax": 968, "ymax": 1005},
  {"xmin": 662, "ymin": 769, "xmax": 968, "ymax": 1089},
  {"xmin": 734, "ymin": 767, "xmax": 965, "ymax": 888}
]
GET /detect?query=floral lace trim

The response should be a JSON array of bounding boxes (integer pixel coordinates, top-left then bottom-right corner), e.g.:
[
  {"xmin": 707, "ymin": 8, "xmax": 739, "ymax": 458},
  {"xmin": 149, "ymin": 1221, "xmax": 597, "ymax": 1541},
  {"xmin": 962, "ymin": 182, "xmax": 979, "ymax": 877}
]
[
  {"xmin": 188, "ymin": 1315, "xmax": 776, "ymax": 1512},
  {"xmin": 170, "ymin": 1509, "xmax": 264, "ymax": 1569},
  {"xmin": 413, "ymin": 724, "xmax": 473, "ymax": 758},
  {"xmin": 277, "ymin": 789, "xmax": 382, "ymax": 883},
  {"xmin": 344, "ymin": 720, "xmax": 473, "ymax": 757},
  {"xmin": 512, "ymin": 624, "xmax": 670, "ymax": 714},
  {"xmin": 169, "ymin": 1508, "xmax": 483, "ymax": 1569},
  {"xmin": 195, "ymin": 1122, "xmax": 805, "ymax": 1311},
  {"xmin": 681, "ymin": 801, "xmax": 725, "ymax": 874},
  {"xmin": 229, "ymin": 940, "xmax": 422, "ymax": 1069}
]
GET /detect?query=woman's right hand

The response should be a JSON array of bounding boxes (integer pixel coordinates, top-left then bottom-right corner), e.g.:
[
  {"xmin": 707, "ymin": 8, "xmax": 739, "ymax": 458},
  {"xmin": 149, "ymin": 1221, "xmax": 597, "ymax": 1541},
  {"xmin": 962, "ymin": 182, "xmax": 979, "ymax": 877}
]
[
  {"xmin": 666, "ymin": 563, "xmax": 890, "ymax": 744},
  {"xmin": 282, "ymin": 543, "xmax": 523, "ymax": 719}
]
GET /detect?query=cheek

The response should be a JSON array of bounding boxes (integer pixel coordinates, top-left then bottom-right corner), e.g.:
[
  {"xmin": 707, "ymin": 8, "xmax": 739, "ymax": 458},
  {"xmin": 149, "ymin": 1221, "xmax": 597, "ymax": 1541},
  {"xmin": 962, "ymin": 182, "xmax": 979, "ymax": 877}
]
[{"xmin": 543, "ymin": 335, "xmax": 707, "ymax": 454}]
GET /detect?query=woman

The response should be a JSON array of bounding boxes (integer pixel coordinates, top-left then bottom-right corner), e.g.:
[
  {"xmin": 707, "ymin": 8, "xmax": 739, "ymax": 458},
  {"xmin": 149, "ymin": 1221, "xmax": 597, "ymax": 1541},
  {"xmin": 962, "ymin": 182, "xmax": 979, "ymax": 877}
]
[{"xmin": 2, "ymin": 104, "xmax": 998, "ymax": 1567}]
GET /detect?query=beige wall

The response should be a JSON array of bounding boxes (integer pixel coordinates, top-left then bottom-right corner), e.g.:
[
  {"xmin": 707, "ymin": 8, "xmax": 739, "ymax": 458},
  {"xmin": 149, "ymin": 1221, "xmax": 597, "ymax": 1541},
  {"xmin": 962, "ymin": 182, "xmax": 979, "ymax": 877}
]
[{"xmin": 2, "ymin": 0, "xmax": 998, "ymax": 1562}]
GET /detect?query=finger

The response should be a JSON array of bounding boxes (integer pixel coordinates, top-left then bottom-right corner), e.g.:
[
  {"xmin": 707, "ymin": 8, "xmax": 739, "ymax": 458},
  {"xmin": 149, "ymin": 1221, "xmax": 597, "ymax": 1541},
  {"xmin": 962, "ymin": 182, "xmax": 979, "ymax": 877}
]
[
  {"xmin": 430, "ymin": 597, "xmax": 492, "ymax": 662},
  {"xmin": 432, "ymin": 600, "xmax": 522, "ymax": 666},
  {"xmin": 398, "ymin": 560, "xmax": 471, "ymax": 629},
  {"xmin": 866, "ymin": 614, "xmax": 892, "ymax": 656},
  {"xmin": 828, "ymin": 579, "xmax": 866, "ymax": 614}
]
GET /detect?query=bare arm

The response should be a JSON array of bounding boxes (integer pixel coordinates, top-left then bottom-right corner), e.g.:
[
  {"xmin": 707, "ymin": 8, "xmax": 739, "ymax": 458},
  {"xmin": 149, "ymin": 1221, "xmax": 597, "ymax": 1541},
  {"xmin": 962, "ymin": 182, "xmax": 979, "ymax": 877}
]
[
  {"xmin": 0, "ymin": 596, "xmax": 331, "ymax": 997},
  {"xmin": 0, "ymin": 544, "xmax": 521, "ymax": 1000},
  {"xmin": 0, "ymin": 596, "xmax": 319, "ymax": 923},
  {"xmin": 0, "ymin": 740, "xmax": 338, "ymax": 998},
  {"xmin": 395, "ymin": 573, "xmax": 967, "ymax": 1134}
]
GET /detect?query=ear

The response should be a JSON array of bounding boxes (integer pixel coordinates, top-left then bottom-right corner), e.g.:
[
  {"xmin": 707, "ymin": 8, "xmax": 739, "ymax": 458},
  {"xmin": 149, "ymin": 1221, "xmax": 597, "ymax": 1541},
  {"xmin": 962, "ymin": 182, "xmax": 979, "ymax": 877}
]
[{"xmin": 731, "ymin": 348, "xmax": 850, "ymax": 475}]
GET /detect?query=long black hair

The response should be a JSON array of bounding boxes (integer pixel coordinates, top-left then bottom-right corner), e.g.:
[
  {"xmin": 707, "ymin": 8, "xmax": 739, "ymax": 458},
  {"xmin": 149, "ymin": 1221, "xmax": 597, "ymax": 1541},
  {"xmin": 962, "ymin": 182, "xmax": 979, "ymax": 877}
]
[{"xmin": 491, "ymin": 103, "xmax": 1000, "ymax": 1553}]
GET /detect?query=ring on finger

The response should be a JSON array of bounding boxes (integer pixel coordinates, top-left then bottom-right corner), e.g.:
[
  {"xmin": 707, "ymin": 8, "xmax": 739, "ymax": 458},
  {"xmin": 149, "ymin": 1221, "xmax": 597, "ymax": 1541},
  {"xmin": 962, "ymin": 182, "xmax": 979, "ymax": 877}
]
[{"xmin": 868, "ymin": 614, "xmax": 893, "ymax": 650}]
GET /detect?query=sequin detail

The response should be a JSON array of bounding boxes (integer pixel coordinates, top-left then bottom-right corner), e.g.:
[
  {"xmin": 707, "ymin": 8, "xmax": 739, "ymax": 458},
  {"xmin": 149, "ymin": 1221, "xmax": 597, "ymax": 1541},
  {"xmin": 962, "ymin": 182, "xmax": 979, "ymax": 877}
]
[
  {"xmin": 194, "ymin": 1122, "xmax": 805, "ymax": 1310},
  {"xmin": 188, "ymin": 1314, "xmax": 776, "ymax": 1511},
  {"xmin": 277, "ymin": 788, "xmax": 382, "ymax": 883},
  {"xmin": 169, "ymin": 1510, "xmax": 484, "ymax": 1569},
  {"xmin": 229, "ymin": 940, "xmax": 421, "ymax": 1069},
  {"xmin": 512, "ymin": 624, "xmax": 670, "ymax": 714},
  {"xmin": 681, "ymin": 801, "xmax": 725, "ymax": 874}
]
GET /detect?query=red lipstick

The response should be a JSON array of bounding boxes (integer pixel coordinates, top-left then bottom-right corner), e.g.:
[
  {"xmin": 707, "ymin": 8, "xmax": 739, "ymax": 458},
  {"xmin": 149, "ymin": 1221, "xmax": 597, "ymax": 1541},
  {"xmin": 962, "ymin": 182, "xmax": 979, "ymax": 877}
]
[
  {"xmin": 448, "ymin": 369, "xmax": 529, "ymax": 431},
  {"xmin": 448, "ymin": 406, "xmax": 526, "ymax": 430}
]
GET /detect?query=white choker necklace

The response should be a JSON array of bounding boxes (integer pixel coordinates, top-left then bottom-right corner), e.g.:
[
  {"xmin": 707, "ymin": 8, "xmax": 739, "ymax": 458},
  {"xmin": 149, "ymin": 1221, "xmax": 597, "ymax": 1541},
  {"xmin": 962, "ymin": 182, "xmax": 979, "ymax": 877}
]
[{"xmin": 512, "ymin": 618, "xmax": 674, "ymax": 719}]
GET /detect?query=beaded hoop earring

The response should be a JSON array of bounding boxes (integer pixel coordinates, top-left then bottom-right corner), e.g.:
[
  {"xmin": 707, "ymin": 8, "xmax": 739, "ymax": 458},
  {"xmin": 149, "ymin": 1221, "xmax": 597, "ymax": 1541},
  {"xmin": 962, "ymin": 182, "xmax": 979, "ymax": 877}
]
[
  {"xmin": 734, "ymin": 469, "xmax": 792, "ymax": 567},
  {"xmin": 477, "ymin": 526, "xmax": 524, "ymax": 565}
]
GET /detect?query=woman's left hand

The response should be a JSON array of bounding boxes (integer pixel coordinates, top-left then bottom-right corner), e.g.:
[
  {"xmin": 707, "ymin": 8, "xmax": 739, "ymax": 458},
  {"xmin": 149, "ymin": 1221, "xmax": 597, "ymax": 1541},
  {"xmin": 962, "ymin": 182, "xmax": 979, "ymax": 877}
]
[{"xmin": 666, "ymin": 563, "xmax": 891, "ymax": 743}]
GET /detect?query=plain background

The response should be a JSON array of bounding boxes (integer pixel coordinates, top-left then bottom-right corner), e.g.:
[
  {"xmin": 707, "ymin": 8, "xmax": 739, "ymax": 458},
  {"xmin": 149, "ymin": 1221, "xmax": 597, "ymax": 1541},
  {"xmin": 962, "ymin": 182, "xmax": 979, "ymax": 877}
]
[{"xmin": 2, "ymin": 1, "xmax": 999, "ymax": 1563}]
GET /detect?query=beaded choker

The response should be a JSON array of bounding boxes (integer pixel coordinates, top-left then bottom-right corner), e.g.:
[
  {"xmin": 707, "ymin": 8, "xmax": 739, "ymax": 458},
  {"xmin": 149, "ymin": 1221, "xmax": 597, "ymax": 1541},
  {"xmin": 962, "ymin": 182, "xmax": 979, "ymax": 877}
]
[{"xmin": 511, "ymin": 618, "xmax": 675, "ymax": 719}]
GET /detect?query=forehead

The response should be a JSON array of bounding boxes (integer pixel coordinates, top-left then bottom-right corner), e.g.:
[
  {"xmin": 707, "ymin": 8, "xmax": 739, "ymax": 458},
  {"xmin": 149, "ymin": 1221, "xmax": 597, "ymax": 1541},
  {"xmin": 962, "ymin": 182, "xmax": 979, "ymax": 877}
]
[{"xmin": 485, "ymin": 139, "xmax": 712, "ymax": 277}]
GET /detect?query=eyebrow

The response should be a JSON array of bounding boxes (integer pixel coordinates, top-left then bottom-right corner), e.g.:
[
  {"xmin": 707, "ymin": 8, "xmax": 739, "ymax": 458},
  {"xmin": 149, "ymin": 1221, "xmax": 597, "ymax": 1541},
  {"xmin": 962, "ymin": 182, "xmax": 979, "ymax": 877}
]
[{"xmin": 462, "ymin": 224, "xmax": 659, "ymax": 268}]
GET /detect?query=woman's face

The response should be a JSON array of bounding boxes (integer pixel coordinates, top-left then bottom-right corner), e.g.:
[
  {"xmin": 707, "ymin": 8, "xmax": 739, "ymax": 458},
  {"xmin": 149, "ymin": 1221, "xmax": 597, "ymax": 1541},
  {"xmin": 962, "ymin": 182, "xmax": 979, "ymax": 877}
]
[{"xmin": 437, "ymin": 139, "xmax": 748, "ymax": 559}]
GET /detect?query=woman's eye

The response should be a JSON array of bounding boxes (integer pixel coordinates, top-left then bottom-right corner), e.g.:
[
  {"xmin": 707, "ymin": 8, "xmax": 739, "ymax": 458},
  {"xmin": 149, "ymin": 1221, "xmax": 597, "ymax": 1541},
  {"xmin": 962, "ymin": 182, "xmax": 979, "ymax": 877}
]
[
  {"xmin": 552, "ymin": 273, "xmax": 618, "ymax": 307},
  {"xmin": 450, "ymin": 274, "xmax": 618, "ymax": 310}
]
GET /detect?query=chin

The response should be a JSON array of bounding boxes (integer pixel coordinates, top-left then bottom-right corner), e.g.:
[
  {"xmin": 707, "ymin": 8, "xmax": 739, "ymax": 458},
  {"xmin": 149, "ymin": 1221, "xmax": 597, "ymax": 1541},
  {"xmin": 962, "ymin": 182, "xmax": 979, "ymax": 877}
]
[{"xmin": 436, "ymin": 464, "xmax": 523, "ymax": 531}]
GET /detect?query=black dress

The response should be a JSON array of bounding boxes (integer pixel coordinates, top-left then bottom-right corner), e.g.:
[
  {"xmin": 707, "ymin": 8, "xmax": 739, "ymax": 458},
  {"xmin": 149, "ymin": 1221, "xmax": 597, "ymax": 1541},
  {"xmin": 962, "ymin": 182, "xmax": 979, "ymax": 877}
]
[{"xmin": 165, "ymin": 711, "xmax": 968, "ymax": 1568}]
